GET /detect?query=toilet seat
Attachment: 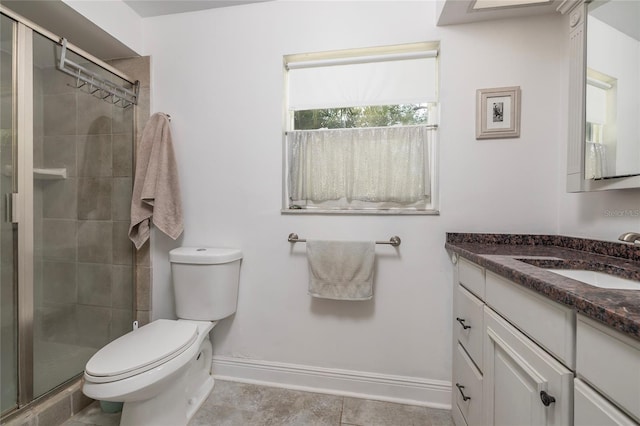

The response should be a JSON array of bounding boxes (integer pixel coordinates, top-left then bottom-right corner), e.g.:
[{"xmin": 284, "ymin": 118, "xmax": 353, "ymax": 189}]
[{"xmin": 85, "ymin": 319, "xmax": 198, "ymax": 384}]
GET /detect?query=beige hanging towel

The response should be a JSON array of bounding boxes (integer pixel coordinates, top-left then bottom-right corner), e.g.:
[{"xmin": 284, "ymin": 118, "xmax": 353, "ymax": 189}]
[
  {"xmin": 307, "ymin": 240, "xmax": 375, "ymax": 300},
  {"xmin": 129, "ymin": 112, "xmax": 183, "ymax": 249}
]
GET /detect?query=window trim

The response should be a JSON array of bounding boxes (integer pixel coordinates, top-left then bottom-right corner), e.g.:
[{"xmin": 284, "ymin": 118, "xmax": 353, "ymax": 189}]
[
  {"xmin": 282, "ymin": 42, "xmax": 440, "ymax": 215},
  {"xmin": 284, "ymin": 41, "xmax": 440, "ymax": 70}
]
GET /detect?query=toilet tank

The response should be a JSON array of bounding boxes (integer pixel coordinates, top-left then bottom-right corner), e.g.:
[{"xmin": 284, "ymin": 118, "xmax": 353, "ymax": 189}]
[{"xmin": 169, "ymin": 247, "xmax": 242, "ymax": 321}]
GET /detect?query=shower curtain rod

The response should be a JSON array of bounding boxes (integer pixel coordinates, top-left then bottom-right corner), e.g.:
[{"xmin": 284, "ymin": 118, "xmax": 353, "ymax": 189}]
[{"xmin": 58, "ymin": 38, "xmax": 139, "ymax": 108}]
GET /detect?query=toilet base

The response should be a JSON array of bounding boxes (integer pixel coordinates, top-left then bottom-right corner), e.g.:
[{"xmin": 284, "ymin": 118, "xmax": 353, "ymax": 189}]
[
  {"xmin": 119, "ymin": 377, "xmax": 214, "ymax": 426},
  {"xmin": 119, "ymin": 336, "xmax": 214, "ymax": 426}
]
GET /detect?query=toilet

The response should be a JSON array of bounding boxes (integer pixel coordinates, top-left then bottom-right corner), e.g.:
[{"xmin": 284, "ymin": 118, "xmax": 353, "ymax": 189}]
[{"xmin": 82, "ymin": 247, "xmax": 242, "ymax": 426}]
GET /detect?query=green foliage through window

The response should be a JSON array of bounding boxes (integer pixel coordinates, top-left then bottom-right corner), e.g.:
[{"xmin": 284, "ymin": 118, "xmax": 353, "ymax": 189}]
[{"xmin": 293, "ymin": 104, "xmax": 431, "ymax": 130}]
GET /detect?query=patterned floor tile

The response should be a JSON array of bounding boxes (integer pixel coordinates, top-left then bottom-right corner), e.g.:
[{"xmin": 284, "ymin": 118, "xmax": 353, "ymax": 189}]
[{"xmin": 64, "ymin": 380, "xmax": 452, "ymax": 426}]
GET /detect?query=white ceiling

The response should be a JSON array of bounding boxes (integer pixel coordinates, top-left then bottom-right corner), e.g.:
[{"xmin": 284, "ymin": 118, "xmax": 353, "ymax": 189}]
[
  {"xmin": 123, "ymin": 0, "xmax": 272, "ymax": 17},
  {"xmin": 122, "ymin": 0, "xmax": 564, "ymax": 21},
  {"xmin": 1, "ymin": 0, "xmax": 273, "ymax": 60},
  {"xmin": 2, "ymin": 0, "xmax": 588, "ymax": 61}
]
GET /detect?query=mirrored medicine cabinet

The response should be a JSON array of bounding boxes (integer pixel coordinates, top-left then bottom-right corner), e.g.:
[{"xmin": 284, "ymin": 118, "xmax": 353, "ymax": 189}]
[{"xmin": 564, "ymin": 0, "xmax": 640, "ymax": 192}]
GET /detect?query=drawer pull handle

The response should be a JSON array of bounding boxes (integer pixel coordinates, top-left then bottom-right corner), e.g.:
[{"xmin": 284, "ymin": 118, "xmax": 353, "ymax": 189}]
[
  {"xmin": 455, "ymin": 383, "xmax": 471, "ymax": 401},
  {"xmin": 456, "ymin": 317, "xmax": 471, "ymax": 330},
  {"xmin": 540, "ymin": 391, "xmax": 556, "ymax": 406}
]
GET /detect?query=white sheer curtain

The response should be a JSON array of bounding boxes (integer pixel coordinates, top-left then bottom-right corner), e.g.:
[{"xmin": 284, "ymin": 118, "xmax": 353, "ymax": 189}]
[
  {"xmin": 288, "ymin": 126, "xmax": 432, "ymax": 207},
  {"xmin": 586, "ymin": 142, "xmax": 607, "ymax": 179}
]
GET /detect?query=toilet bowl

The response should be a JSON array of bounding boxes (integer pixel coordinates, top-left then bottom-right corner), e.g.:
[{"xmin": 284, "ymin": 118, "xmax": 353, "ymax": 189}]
[
  {"xmin": 82, "ymin": 247, "xmax": 242, "ymax": 426},
  {"xmin": 83, "ymin": 319, "xmax": 215, "ymax": 426}
]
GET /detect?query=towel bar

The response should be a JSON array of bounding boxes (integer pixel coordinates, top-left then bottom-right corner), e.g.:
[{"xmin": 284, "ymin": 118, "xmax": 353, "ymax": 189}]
[{"xmin": 287, "ymin": 233, "xmax": 401, "ymax": 247}]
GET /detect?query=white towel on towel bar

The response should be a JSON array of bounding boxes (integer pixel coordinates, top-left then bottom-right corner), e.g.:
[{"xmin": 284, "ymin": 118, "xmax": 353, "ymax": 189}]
[
  {"xmin": 129, "ymin": 112, "xmax": 183, "ymax": 249},
  {"xmin": 306, "ymin": 240, "xmax": 375, "ymax": 300}
]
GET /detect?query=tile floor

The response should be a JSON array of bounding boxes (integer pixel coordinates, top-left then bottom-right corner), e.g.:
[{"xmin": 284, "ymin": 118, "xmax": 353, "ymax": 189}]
[{"xmin": 63, "ymin": 380, "xmax": 453, "ymax": 426}]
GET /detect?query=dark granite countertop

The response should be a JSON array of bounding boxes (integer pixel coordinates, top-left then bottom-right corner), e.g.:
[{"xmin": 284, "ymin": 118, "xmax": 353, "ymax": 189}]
[{"xmin": 445, "ymin": 233, "xmax": 640, "ymax": 342}]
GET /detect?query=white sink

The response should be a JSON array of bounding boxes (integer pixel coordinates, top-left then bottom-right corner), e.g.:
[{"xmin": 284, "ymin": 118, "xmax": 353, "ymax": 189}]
[{"xmin": 546, "ymin": 269, "xmax": 640, "ymax": 290}]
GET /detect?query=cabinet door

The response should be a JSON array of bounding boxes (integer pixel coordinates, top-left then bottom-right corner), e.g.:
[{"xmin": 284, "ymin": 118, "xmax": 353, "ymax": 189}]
[
  {"xmin": 576, "ymin": 315, "xmax": 640, "ymax": 422},
  {"xmin": 483, "ymin": 307, "xmax": 573, "ymax": 426},
  {"xmin": 574, "ymin": 379, "xmax": 638, "ymax": 426}
]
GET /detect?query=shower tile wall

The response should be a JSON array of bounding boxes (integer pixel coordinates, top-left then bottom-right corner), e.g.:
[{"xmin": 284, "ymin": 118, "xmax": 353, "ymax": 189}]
[
  {"xmin": 33, "ymin": 60, "xmax": 135, "ymax": 395},
  {"xmin": 107, "ymin": 56, "xmax": 152, "ymax": 327}
]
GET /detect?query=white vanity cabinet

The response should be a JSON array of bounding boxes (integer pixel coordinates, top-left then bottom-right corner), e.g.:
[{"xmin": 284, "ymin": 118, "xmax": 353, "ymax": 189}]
[
  {"xmin": 451, "ymin": 255, "xmax": 640, "ymax": 426},
  {"xmin": 452, "ymin": 257, "xmax": 574, "ymax": 426}
]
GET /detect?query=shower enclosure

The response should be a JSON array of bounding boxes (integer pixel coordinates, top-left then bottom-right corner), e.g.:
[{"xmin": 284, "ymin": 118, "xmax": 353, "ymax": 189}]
[{"xmin": 1, "ymin": 11, "xmax": 136, "ymax": 415}]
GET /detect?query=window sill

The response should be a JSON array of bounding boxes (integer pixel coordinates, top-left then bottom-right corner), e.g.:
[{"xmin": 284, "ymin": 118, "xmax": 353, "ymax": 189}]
[{"xmin": 281, "ymin": 208, "xmax": 439, "ymax": 216}]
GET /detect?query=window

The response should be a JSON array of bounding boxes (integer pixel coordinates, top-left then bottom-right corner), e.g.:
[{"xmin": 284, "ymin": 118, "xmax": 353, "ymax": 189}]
[{"xmin": 283, "ymin": 42, "xmax": 439, "ymax": 214}]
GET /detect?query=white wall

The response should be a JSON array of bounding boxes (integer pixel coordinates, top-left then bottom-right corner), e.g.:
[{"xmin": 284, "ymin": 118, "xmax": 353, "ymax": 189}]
[
  {"xmin": 557, "ymin": 189, "xmax": 640, "ymax": 241},
  {"xmin": 142, "ymin": 1, "xmax": 564, "ymax": 405}
]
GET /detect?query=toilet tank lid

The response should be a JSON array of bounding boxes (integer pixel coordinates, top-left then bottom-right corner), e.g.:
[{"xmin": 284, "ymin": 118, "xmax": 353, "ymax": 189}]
[{"xmin": 170, "ymin": 247, "xmax": 243, "ymax": 264}]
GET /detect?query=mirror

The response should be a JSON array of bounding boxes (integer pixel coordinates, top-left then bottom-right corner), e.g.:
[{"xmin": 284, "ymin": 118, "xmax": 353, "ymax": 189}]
[
  {"xmin": 564, "ymin": 0, "xmax": 640, "ymax": 192},
  {"xmin": 585, "ymin": 0, "xmax": 640, "ymax": 180}
]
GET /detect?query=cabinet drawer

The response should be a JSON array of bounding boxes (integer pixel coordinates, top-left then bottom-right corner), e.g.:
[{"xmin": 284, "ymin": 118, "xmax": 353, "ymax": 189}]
[
  {"xmin": 485, "ymin": 270, "xmax": 575, "ymax": 368},
  {"xmin": 576, "ymin": 315, "xmax": 640, "ymax": 422},
  {"xmin": 451, "ymin": 397, "xmax": 468, "ymax": 426},
  {"xmin": 574, "ymin": 379, "xmax": 637, "ymax": 426},
  {"xmin": 458, "ymin": 258, "xmax": 485, "ymax": 299},
  {"xmin": 453, "ymin": 343, "xmax": 483, "ymax": 426},
  {"xmin": 454, "ymin": 284, "xmax": 484, "ymax": 369}
]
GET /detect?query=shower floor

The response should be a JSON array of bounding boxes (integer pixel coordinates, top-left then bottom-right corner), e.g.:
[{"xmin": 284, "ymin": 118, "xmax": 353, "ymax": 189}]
[{"xmin": 33, "ymin": 339, "xmax": 96, "ymax": 397}]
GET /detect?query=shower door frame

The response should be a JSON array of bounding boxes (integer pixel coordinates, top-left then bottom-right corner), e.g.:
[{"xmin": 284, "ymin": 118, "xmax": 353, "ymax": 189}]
[
  {"xmin": 15, "ymin": 18, "xmax": 35, "ymax": 408},
  {"xmin": 1, "ymin": 6, "xmax": 136, "ymax": 412}
]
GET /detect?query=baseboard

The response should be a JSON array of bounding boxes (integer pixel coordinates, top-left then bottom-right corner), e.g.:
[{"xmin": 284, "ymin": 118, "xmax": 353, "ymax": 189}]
[{"xmin": 211, "ymin": 356, "xmax": 451, "ymax": 409}]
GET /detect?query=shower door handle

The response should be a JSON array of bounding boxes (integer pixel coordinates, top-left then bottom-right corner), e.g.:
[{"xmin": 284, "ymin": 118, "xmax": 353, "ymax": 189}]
[{"xmin": 5, "ymin": 193, "xmax": 19, "ymax": 223}]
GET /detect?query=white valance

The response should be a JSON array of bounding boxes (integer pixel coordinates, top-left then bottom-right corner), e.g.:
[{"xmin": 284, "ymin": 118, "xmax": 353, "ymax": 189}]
[{"xmin": 586, "ymin": 83, "xmax": 607, "ymax": 125}]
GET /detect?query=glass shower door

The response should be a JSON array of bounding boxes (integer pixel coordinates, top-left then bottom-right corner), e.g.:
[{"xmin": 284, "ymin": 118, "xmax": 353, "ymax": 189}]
[
  {"xmin": 32, "ymin": 31, "xmax": 135, "ymax": 397},
  {"xmin": 0, "ymin": 13, "xmax": 18, "ymax": 415},
  {"xmin": 0, "ymin": 12, "xmax": 135, "ymax": 413}
]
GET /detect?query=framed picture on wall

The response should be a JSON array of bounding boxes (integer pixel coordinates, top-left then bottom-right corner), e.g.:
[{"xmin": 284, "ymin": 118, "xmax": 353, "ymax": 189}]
[{"xmin": 476, "ymin": 86, "xmax": 521, "ymax": 139}]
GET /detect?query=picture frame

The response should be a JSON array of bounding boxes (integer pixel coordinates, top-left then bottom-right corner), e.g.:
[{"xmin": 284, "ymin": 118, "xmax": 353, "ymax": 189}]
[{"xmin": 476, "ymin": 86, "xmax": 521, "ymax": 139}]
